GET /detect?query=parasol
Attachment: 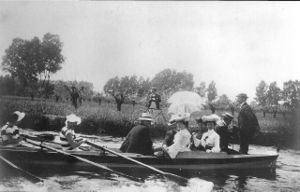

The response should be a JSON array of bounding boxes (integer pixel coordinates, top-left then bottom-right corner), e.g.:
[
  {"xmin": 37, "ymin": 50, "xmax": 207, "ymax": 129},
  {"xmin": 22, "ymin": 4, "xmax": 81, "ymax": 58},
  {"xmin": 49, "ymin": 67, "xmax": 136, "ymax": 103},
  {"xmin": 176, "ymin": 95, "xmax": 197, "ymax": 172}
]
[{"xmin": 167, "ymin": 91, "xmax": 205, "ymax": 115}]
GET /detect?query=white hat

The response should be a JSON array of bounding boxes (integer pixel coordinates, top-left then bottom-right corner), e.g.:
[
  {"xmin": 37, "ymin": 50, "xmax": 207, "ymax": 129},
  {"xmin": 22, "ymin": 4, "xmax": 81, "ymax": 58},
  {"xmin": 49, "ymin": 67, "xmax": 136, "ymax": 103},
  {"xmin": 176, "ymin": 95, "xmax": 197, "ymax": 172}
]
[
  {"xmin": 201, "ymin": 114, "xmax": 221, "ymax": 123},
  {"xmin": 13, "ymin": 111, "xmax": 25, "ymax": 122},
  {"xmin": 138, "ymin": 113, "xmax": 153, "ymax": 122},
  {"xmin": 66, "ymin": 114, "xmax": 82, "ymax": 125},
  {"xmin": 168, "ymin": 113, "xmax": 190, "ymax": 126}
]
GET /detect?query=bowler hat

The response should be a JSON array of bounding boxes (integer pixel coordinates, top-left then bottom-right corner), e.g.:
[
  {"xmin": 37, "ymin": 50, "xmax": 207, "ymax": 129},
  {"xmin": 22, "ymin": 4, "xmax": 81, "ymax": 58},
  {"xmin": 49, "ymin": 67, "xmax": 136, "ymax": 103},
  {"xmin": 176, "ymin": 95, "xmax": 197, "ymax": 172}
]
[{"xmin": 236, "ymin": 93, "xmax": 248, "ymax": 99}]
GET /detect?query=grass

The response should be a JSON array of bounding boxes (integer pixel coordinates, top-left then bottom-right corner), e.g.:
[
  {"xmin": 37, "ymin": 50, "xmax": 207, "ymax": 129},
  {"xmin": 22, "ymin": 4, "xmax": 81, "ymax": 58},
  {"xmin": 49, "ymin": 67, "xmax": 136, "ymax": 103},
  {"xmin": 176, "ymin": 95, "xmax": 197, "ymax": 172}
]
[{"xmin": 0, "ymin": 96, "xmax": 298, "ymax": 148}]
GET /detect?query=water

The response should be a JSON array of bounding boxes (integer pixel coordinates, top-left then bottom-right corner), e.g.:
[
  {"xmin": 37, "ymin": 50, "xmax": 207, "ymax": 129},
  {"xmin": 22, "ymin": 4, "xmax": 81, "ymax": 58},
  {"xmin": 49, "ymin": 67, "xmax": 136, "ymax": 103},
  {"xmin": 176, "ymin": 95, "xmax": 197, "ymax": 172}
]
[{"xmin": 1, "ymin": 134, "xmax": 300, "ymax": 192}]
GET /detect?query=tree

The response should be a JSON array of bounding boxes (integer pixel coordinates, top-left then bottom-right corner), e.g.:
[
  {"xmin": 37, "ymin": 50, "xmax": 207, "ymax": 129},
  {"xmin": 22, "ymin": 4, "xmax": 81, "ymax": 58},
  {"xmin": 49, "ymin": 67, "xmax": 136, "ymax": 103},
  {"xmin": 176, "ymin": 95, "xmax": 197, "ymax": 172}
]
[
  {"xmin": 266, "ymin": 82, "xmax": 281, "ymax": 106},
  {"xmin": 255, "ymin": 80, "xmax": 268, "ymax": 107},
  {"xmin": 151, "ymin": 68, "xmax": 194, "ymax": 96},
  {"xmin": 103, "ymin": 75, "xmax": 140, "ymax": 111},
  {"xmin": 1, "ymin": 33, "xmax": 64, "ymax": 97},
  {"xmin": 282, "ymin": 80, "xmax": 300, "ymax": 108},
  {"xmin": 207, "ymin": 81, "xmax": 217, "ymax": 102},
  {"xmin": 215, "ymin": 94, "xmax": 231, "ymax": 110},
  {"xmin": 0, "ymin": 75, "xmax": 16, "ymax": 95},
  {"xmin": 194, "ymin": 82, "xmax": 206, "ymax": 97}
]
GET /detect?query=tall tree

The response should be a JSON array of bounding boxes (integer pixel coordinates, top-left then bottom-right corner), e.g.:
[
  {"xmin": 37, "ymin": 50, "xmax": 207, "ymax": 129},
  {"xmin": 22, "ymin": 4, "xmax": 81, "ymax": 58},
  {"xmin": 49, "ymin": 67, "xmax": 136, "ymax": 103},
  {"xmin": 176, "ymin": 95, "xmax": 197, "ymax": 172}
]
[
  {"xmin": 215, "ymin": 94, "xmax": 231, "ymax": 110},
  {"xmin": 282, "ymin": 80, "xmax": 300, "ymax": 108},
  {"xmin": 266, "ymin": 81, "xmax": 281, "ymax": 106},
  {"xmin": 255, "ymin": 80, "xmax": 268, "ymax": 107},
  {"xmin": 151, "ymin": 68, "xmax": 194, "ymax": 96},
  {"xmin": 206, "ymin": 81, "xmax": 218, "ymax": 102},
  {"xmin": 103, "ymin": 75, "xmax": 140, "ymax": 111},
  {"xmin": 1, "ymin": 33, "xmax": 64, "ymax": 97},
  {"xmin": 194, "ymin": 81, "xmax": 206, "ymax": 97}
]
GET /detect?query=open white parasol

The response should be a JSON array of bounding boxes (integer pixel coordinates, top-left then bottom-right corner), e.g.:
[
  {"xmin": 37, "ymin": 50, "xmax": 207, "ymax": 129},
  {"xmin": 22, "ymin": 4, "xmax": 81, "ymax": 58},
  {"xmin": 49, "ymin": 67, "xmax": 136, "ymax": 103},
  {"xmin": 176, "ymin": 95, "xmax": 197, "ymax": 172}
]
[{"xmin": 167, "ymin": 91, "xmax": 205, "ymax": 115}]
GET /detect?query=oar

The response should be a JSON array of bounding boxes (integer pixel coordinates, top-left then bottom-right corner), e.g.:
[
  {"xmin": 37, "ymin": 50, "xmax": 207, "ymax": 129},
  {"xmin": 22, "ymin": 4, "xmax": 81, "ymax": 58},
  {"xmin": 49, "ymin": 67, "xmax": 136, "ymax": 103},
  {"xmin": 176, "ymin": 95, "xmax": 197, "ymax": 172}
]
[
  {"xmin": 22, "ymin": 136, "xmax": 142, "ymax": 183},
  {"xmin": 85, "ymin": 140, "xmax": 189, "ymax": 185},
  {"xmin": 0, "ymin": 155, "xmax": 44, "ymax": 183}
]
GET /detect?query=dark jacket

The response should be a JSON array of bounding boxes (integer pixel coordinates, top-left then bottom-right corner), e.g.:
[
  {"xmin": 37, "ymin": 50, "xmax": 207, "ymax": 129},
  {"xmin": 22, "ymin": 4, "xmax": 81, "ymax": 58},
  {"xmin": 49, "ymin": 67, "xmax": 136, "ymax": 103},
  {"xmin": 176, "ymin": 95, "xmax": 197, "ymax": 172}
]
[
  {"xmin": 238, "ymin": 103, "xmax": 260, "ymax": 134},
  {"xmin": 120, "ymin": 125, "xmax": 154, "ymax": 155},
  {"xmin": 216, "ymin": 120, "xmax": 230, "ymax": 151},
  {"xmin": 163, "ymin": 129, "xmax": 177, "ymax": 147}
]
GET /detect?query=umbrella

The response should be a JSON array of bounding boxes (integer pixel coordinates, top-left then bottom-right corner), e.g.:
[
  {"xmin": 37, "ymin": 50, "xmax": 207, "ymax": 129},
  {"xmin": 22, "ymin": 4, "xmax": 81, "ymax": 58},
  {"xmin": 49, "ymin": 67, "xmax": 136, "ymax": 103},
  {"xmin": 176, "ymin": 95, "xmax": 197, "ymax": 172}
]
[{"xmin": 167, "ymin": 91, "xmax": 205, "ymax": 115}]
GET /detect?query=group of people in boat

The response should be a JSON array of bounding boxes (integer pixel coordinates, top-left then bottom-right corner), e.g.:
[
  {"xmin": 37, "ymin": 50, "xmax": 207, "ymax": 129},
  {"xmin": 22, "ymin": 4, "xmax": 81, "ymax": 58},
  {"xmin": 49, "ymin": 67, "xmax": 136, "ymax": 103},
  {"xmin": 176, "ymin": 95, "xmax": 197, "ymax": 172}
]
[
  {"xmin": 120, "ymin": 92, "xmax": 260, "ymax": 157},
  {"xmin": 1, "ymin": 92, "xmax": 259, "ymax": 157}
]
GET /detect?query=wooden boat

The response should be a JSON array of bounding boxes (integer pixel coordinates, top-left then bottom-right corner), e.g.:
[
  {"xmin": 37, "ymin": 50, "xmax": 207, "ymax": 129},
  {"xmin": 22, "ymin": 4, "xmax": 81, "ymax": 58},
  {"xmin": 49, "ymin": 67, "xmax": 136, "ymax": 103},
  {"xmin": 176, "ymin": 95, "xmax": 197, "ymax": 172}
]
[{"xmin": 0, "ymin": 145, "xmax": 278, "ymax": 172}]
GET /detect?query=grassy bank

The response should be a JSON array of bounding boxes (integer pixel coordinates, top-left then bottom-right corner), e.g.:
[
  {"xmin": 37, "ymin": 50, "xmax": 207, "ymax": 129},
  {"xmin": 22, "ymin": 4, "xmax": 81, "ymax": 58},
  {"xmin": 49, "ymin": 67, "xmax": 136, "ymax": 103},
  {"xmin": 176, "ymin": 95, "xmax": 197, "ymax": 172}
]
[{"xmin": 0, "ymin": 96, "xmax": 297, "ymax": 149}]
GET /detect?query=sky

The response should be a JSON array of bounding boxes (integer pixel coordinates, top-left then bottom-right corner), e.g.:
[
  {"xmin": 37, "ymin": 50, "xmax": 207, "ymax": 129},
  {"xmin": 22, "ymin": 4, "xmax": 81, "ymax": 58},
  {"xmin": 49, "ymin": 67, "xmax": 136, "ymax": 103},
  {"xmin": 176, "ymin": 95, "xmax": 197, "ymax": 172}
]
[{"xmin": 1, "ymin": 2, "xmax": 300, "ymax": 101}]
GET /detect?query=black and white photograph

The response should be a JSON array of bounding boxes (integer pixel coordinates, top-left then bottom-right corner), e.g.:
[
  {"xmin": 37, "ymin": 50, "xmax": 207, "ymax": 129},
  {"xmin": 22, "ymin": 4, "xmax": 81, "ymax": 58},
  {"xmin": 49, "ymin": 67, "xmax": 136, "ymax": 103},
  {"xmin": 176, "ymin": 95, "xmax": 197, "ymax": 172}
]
[{"xmin": 0, "ymin": 1, "xmax": 300, "ymax": 192}]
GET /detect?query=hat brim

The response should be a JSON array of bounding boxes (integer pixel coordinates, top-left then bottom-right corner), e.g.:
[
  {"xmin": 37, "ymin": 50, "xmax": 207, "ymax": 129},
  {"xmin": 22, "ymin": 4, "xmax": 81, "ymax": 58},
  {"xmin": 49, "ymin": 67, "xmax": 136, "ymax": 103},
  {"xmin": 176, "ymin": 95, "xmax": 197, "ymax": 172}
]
[{"xmin": 138, "ymin": 117, "xmax": 153, "ymax": 121}]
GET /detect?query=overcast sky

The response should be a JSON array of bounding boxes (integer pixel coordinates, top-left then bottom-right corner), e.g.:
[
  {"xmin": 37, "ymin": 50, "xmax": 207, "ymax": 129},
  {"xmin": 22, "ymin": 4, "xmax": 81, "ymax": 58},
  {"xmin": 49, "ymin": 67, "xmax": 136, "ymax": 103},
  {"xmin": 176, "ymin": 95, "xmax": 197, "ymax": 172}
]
[{"xmin": 1, "ymin": 2, "xmax": 300, "ymax": 101}]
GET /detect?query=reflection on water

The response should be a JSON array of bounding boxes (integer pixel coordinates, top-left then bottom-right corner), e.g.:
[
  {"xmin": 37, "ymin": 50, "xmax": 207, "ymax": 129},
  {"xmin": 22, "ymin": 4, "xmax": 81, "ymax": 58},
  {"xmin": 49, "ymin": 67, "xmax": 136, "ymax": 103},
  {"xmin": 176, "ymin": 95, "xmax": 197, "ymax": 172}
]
[{"xmin": 1, "ymin": 134, "xmax": 300, "ymax": 192}]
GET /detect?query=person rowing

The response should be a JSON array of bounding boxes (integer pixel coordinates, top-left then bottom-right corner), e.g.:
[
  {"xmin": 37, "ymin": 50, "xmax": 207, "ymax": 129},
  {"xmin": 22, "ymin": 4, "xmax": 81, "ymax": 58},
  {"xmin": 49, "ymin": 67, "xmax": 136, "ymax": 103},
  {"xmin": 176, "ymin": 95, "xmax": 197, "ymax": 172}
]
[
  {"xmin": 59, "ymin": 114, "xmax": 86, "ymax": 150},
  {"xmin": 1, "ymin": 111, "xmax": 25, "ymax": 146}
]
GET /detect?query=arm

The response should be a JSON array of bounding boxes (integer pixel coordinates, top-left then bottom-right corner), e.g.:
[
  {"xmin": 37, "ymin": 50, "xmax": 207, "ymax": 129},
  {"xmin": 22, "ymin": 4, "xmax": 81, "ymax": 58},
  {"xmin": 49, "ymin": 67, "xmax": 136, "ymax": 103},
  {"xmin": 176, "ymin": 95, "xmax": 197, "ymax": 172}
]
[{"xmin": 66, "ymin": 133, "xmax": 85, "ymax": 149}]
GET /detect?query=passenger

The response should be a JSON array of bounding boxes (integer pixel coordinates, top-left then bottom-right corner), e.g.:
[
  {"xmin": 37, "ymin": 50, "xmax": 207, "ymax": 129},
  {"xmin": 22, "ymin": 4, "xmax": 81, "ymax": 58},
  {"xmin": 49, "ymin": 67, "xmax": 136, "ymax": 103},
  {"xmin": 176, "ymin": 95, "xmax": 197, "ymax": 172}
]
[
  {"xmin": 1, "ymin": 111, "xmax": 25, "ymax": 146},
  {"xmin": 164, "ymin": 114, "xmax": 191, "ymax": 158},
  {"xmin": 192, "ymin": 118, "xmax": 221, "ymax": 153},
  {"xmin": 59, "ymin": 114, "xmax": 86, "ymax": 150},
  {"xmin": 215, "ymin": 113, "xmax": 238, "ymax": 154},
  {"xmin": 120, "ymin": 113, "xmax": 154, "ymax": 155}
]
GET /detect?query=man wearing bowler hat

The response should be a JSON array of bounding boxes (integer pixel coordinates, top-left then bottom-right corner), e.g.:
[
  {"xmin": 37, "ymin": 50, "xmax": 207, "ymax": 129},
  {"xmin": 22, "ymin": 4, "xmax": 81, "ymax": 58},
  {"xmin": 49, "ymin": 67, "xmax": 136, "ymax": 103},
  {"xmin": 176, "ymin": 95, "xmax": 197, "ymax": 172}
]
[{"xmin": 236, "ymin": 93, "xmax": 260, "ymax": 154}]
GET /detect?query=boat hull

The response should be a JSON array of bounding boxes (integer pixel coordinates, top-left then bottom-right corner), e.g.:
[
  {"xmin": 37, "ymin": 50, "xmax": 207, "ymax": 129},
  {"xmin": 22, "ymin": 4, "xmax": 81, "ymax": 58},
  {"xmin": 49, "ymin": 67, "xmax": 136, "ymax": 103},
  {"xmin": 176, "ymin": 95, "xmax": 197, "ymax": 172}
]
[{"xmin": 0, "ymin": 146, "xmax": 278, "ymax": 172}]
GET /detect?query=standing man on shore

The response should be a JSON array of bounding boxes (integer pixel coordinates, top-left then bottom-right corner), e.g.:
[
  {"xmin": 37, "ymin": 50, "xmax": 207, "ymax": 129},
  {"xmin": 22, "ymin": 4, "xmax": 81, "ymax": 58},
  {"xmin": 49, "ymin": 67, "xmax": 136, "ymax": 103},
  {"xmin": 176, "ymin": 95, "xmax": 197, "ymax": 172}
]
[{"xmin": 236, "ymin": 93, "xmax": 260, "ymax": 154}]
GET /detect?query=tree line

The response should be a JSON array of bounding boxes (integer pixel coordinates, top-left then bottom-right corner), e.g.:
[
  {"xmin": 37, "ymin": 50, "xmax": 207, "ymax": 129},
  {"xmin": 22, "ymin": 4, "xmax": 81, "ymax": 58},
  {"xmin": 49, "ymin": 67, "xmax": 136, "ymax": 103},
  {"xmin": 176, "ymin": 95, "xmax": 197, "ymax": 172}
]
[{"xmin": 1, "ymin": 34, "xmax": 300, "ymax": 114}]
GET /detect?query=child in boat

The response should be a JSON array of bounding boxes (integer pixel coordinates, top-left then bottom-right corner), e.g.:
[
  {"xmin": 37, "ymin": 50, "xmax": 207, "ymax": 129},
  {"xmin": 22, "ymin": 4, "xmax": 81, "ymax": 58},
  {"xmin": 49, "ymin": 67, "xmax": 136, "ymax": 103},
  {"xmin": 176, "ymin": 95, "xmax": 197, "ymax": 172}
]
[
  {"xmin": 59, "ymin": 114, "xmax": 86, "ymax": 150},
  {"xmin": 192, "ymin": 115, "xmax": 221, "ymax": 153},
  {"xmin": 1, "ymin": 111, "xmax": 25, "ymax": 146}
]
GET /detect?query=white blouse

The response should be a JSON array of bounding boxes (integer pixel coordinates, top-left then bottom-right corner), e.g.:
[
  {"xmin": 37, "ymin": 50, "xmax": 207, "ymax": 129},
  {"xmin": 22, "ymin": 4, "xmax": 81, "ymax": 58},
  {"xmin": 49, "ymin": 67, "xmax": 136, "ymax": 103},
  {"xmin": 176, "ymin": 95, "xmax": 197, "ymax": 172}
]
[
  {"xmin": 167, "ymin": 128, "xmax": 191, "ymax": 158},
  {"xmin": 193, "ymin": 129, "xmax": 220, "ymax": 153}
]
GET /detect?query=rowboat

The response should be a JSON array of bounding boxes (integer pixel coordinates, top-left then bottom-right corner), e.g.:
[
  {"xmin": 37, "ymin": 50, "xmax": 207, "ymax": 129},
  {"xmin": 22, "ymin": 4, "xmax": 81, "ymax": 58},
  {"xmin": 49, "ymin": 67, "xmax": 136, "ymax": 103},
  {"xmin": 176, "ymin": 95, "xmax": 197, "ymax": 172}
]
[{"xmin": 0, "ymin": 145, "xmax": 278, "ymax": 172}]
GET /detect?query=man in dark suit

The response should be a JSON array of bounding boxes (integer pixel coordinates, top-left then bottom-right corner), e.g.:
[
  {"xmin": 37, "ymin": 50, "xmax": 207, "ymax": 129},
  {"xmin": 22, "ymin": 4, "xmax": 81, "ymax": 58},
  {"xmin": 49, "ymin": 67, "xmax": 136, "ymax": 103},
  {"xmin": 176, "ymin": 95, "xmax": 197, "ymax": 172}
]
[
  {"xmin": 120, "ymin": 113, "xmax": 154, "ymax": 155},
  {"xmin": 236, "ymin": 93, "xmax": 260, "ymax": 154},
  {"xmin": 147, "ymin": 88, "xmax": 161, "ymax": 110}
]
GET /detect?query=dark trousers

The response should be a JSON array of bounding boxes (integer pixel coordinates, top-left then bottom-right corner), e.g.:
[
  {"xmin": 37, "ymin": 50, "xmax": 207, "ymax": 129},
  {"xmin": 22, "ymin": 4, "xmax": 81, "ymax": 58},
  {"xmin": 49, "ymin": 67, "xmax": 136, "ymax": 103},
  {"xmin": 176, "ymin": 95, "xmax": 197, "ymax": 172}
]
[{"xmin": 239, "ymin": 130, "xmax": 254, "ymax": 154}]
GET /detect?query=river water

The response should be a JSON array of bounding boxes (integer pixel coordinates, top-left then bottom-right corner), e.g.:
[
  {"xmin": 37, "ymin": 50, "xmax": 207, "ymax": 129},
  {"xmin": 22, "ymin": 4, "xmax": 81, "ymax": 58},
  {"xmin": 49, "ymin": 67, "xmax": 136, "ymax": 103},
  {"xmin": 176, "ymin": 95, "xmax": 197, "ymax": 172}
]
[{"xmin": 0, "ymin": 134, "xmax": 300, "ymax": 192}]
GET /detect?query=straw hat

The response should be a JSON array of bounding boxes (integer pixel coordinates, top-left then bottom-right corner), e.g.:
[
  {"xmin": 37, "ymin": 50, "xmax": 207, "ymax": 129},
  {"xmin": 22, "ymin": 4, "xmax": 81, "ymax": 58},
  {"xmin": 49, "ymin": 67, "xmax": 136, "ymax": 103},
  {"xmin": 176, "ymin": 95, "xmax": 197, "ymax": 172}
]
[
  {"xmin": 222, "ymin": 112, "xmax": 234, "ymax": 121},
  {"xmin": 138, "ymin": 113, "xmax": 153, "ymax": 122},
  {"xmin": 66, "ymin": 114, "xmax": 82, "ymax": 125},
  {"xmin": 13, "ymin": 111, "xmax": 25, "ymax": 122}
]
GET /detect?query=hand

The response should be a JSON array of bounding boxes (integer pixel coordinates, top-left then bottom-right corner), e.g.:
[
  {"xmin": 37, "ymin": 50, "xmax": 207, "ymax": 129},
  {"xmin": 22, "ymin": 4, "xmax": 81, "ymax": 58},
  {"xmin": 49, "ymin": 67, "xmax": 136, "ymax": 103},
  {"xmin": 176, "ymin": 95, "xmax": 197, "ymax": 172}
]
[{"xmin": 206, "ymin": 149, "xmax": 212, "ymax": 153}]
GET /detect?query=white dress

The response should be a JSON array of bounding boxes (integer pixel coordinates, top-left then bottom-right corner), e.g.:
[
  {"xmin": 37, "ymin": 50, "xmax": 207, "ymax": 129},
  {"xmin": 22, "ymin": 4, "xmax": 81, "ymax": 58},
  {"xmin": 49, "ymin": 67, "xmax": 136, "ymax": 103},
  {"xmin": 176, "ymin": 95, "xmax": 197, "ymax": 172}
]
[
  {"xmin": 193, "ymin": 129, "xmax": 220, "ymax": 153},
  {"xmin": 167, "ymin": 128, "xmax": 191, "ymax": 158}
]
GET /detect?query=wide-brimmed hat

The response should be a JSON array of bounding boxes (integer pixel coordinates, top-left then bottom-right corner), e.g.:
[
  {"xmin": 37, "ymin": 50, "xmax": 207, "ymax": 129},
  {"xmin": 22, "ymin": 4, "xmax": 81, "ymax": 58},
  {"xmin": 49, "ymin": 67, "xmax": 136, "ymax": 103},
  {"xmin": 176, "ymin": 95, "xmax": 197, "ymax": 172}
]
[
  {"xmin": 236, "ymin": 93, "xmax": 248, "ymax": 99},
  {"xmin": 138, "ymin": 113, "xmax": 153, "ymax": 122},
  {"xmin": 66, "ymin": 114, "xmax": 81, "ymax": 125},
  {"xmin": 13, "ymin": 111, "xmax": 25, "ymax": 122},
  {"xmin": 222, "ymin": 112, "xmax": 234, "ymax": 121},
  {"xmin": 201, "ymin": 114, "xmax": 221, "ymax": 123},
  {"xmin": 168, "ymin": 113, "xmax": 190, "ymax": 126}
]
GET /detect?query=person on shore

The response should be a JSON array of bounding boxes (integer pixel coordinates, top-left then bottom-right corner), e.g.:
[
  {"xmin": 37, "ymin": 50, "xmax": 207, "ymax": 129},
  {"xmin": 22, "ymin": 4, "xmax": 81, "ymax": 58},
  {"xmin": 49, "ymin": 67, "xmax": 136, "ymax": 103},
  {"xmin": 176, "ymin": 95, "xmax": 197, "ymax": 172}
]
[
  {"xmin": 147, "ymin": 88, "xmax": 161, "ymax": 110},
  {"xmin": 120, "ymin": 113, "xmax": 154, "ymax": 155},
  {"xmin": 192, "ymin": 115, "xmax": 221, "ymax": 153},
  {"xmin": 162, "ymin": 114, "xmax": 191, "ymax": 158},
  {"xmin": 1, "ymin": 111, "xmax": 25, "ymax": 146},
  {"xmin": 59, "ymin": 114, "xmax": 86, "ymax": 150},
  {"xmin": 236, "ymin": 93, "xmax": 260, "ymax": 154},
  {"xmin": 215, "ymin": 113, "xmax": 239, "ymax": 154}
]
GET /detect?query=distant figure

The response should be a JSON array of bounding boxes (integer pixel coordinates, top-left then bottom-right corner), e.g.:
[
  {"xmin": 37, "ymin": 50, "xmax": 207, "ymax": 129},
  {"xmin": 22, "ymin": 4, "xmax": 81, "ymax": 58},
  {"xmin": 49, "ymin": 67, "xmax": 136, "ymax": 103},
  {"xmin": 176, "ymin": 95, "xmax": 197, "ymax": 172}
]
[
  {"xmin": 65, "ymin": 85, "xmax": 80, "ymax": 109},
  {"xmin": 192, "ymin": 116, "xmax": 221, "ymax": 153},
  {"xmin": 236, "ymin": 93, "xmax": 260, "ymax": 154},
  {"xmin": 147, "ymin": 88, "xmax": 161, "ymax": 110},
  {"xmin": 216, "ymin": 113, "xmax": 238, "ymax": 154},
  {"xmin": 1, "ymin": 111, "xmax": 25, "ymax": 146},
  {"xmin": 59, "ymin": 114, "xmax": 86, "ymax": 150},
  {"xmin": 120, "ymin": 113, "xmax": 154, "ymax": 155}
]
